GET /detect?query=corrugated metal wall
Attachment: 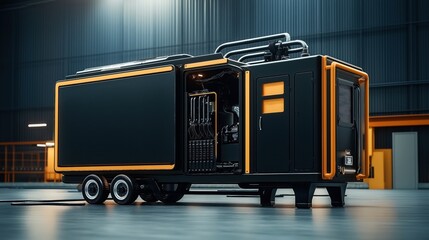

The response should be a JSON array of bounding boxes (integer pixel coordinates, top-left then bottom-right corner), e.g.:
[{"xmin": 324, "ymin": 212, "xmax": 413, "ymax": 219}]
[{"xmin": 0, "ymin": 0, "xmax": 428, "ymax": 137}]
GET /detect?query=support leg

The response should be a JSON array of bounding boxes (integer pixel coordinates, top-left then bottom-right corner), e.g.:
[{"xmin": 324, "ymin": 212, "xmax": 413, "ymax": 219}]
[
  {"xmin": 259, "ymin": 188, "xmax": 277, "ymax": 207},
  {"xmin": 292, "ymin": 183, "xmax": 316, "ymax": 209},
  {"xmin": 326, "ymin": 183, "xmax": 347, "ymax": 207}
]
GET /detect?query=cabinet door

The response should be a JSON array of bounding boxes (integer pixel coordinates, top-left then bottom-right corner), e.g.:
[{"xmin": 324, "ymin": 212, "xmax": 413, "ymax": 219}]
[{"xmin": 256, "ymin": 75, "xmax": 290, "ymax": 173}]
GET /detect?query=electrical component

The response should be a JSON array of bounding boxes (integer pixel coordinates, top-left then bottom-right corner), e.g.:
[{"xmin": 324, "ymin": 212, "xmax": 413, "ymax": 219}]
[{"xmin": 187, "ymin": 93, "xmax": 217, "ymax": 173}]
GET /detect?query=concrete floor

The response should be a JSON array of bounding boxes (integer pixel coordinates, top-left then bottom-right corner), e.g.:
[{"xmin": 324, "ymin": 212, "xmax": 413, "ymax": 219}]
[{"xmin": 0, "ymin": 187, "xmax": 428, "ymax": 240}]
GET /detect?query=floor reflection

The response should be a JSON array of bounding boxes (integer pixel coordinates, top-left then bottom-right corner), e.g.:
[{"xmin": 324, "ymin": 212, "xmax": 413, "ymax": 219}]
[{"xmin": 0, "ymin": 188, "xmax": 428, "ymax": 240}]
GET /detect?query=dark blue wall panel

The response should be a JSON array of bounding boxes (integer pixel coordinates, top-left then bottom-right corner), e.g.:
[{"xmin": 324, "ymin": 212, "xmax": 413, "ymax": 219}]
[{"xmin": 0, "ymin": 0, "xmax": 428, "ymax": 142}]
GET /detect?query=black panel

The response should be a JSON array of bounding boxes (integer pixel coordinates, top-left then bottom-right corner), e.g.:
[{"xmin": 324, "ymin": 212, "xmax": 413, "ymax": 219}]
[
  {"xmin": 247, "ymin": 56, "xmax": 322, "ymax": 175},
  {"xmin": 294, "ymin": 72, "xmax": 315, "ymax": 171},
  {"xmin": 256, "ymin": 75, "xmax": 290, "ymax": 173},
  {"xmin": 337, "ymin": 126, "xmax": 355, "ymax": 162},
  {"xmin": 338, "ymin": 83, "xmax": 352, "ymax": 124},
  {"xmin": 58, "ymin": 70, "xmax": 176, "ymax": 166},
  {"xmin": 336, "ymin": 72, "xmax": 359, "ymax": 172}
]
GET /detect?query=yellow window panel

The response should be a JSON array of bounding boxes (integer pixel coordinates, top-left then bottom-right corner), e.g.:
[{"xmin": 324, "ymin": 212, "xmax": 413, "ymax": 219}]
[
  {"xmin": 262, "ymin": 81, "xmax": 284, "ymax": 96},
  {"xmin": 263, "ymin": 98, "xmax": 284, "ymax": 114}
]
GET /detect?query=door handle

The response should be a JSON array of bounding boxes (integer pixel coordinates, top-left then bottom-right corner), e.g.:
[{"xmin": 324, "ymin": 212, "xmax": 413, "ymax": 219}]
[{"xmin": 259, "ymin": 116, "xmax": 262, "ymax": 130}]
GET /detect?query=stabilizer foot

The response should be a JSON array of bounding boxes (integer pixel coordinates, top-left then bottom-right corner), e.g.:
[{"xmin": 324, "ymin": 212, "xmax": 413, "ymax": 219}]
[
  {"xmin": 259, "ymin": 188, "xmax": 277, "ymax": 207},
  {"xmin": 327, "ymin": 183, "xmax": 347, "ymax": 208},
  {"xmin": 292, "ymin": 183, "xmax": 316, "ymax": 209}
]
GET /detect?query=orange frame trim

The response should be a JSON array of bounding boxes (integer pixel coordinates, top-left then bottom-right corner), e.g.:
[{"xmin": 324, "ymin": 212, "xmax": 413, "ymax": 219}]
[
  {"xmin": 54, "ymin": 66, "xmax": 175, "ymax": 173},
  {"xmin": 321, "ymin": 56, "xmax": 330, "ymax": 179},
  {"xmin": 245, "ymin": 71, "xmax": 250, "ymax": 174},
  {"xmin": 321, "ymin": 56, "xmax": 370, "ymax": 180}
]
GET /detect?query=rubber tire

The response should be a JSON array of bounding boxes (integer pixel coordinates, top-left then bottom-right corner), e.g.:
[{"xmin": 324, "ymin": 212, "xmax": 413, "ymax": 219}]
[
  {"xmin": 139, "ymin": 190, "xmax": 158, "ymax": 203},
  {"xmin": 82, "ymin": 174, "xmax": 109, "ymax": 204},
  {"xmin": 159, "ymin": 183, "xmax": 191, "ymax": 204},
  {"xmin": 110, "ymin": 174, "xmax": 138, "ymax": 205}
]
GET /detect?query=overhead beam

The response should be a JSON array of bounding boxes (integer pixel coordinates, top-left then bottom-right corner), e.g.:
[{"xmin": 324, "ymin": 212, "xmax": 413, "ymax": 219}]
[{"xmin": 369, "ymin": 114, "xmax": 429, "ymax": 128}]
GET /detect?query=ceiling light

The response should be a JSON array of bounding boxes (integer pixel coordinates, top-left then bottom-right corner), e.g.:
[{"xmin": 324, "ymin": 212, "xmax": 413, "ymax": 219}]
[{"xmin": 28, "ymin": 123, "xmax": 47, "ymax": 128}]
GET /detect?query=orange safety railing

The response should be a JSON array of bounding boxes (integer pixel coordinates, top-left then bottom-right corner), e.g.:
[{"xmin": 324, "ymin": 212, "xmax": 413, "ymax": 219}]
[{"xmin": 0, "ymin": 141, "xmax": 61, "ymax": 182}]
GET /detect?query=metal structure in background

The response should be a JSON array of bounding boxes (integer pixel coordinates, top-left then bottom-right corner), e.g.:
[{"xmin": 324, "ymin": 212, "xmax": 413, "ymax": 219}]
[
  {"xmin": 1, "ymin": 0, "xmax": 428, "ymax": 142},
  {"xmin": 0, "ymin": 141, "xmax": 60, "ymax": 182}
]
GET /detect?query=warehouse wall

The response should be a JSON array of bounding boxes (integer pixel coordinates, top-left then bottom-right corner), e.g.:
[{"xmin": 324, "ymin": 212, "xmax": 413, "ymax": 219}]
[
  {"xmin": 0, "ymin": 0, "xmax": 428, "ymax": 180},
  {"xmin": 375, "ymin": 126, "xmax": 429, "ymax": 183}
]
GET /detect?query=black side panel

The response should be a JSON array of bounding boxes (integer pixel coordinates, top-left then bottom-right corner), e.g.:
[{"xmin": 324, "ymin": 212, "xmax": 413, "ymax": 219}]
[
  {"xmin": 294, "ymin": 72, "xmax": 315, "ymax": 171},
  {"xmin": 58, "ymin": 71, "xmax": 176, "ymax": 166}
]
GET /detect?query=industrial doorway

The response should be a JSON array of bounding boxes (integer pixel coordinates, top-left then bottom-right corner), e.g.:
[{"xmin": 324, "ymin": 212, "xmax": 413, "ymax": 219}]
[{"xmin": 392, "ymin": 132, "xmax": 418, "ymax": 189}]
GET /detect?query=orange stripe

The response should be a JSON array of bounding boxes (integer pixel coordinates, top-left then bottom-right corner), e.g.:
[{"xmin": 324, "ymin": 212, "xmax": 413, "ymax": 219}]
[
  {"xmin": 329, "ymin": 62, "xmax": 337, "ymax": 179},
  {"xmin": 55, "ymin": 164, "xmax": 175, "ymax": 172},
  {"xmin": 245, "ymin": 71, "xmax": 250, "ymax": 174},
  {"xmin": 56, "ymin": 66, "xmax": 173, "ymax": 87},
  {"xmin": 321, "ymin": 56, "xmax": 330, "ymax": 179},
  {"xmin": 184, "ymin": 59, "xmax": 227, "ymax": 69}
]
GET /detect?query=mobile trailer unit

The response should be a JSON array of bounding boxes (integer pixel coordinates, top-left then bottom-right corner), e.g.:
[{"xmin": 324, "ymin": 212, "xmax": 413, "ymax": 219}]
[{"xmin": 55, "ymin": 33, "xmax": 370, "ymax": 208}]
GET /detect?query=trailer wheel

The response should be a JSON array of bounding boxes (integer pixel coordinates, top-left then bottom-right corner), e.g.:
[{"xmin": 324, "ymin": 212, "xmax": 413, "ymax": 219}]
[
  {"xmin": 159, "ymin": 183, "xmax": 191, "ymax": 204},
  {"xmin": 139, "ymin": 190, "xmax": 158, "ymax": 203},
  {"xmin": 110, "ymin": 174, "xmax": 138, "ymax": 205},
  {"xmin": 82, "ymin": 174, "xmax": 109, "ymax": 204}
]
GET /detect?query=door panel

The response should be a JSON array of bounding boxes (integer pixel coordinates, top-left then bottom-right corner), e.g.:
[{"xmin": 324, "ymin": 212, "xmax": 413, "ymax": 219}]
[
  {"xmin": 336, "ymin": 72, "xmax": 359, "ymax": 175},
  {"xmin": 256, "ymin": 75, "xmax": 290, "ymax": 173},
  {"xmin": 393, "ymin": 132, "xmax": 418, "ymax": 189},
  {"xmin": 294, "ymin": 72, "xmax": 315, "ymax": 171}
]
